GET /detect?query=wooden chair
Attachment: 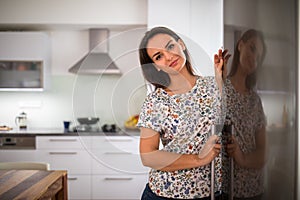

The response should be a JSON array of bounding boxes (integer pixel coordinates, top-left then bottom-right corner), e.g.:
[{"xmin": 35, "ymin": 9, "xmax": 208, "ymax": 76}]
[{"xmin": 0, "ymin": 162, "xmax": 50, "ymax": 170}]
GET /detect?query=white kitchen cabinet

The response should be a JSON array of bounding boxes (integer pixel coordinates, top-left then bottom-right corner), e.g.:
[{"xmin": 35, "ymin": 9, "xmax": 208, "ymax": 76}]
[
  {"xmin": 37, "ymin": 136, "xmax": 91, "ymax": 150},
  {"xmin": 0, "ymin": 149, "xmax": 37, "ymax": 162},
  {"xmin": 36, "ymin": 136, "xmax": 92, "ymax": 200},
  {"xmin": 0, "ymin": 60, "xmax": 43, "ymax": 90},
  {"xmin": 0, "ymin": 135, "xmax": 148, "ymax": 200},
  {"xmin": 92, "ymin": 174, "xmax": 148, "ymax": 200},
  {"xmin": 91, "ymin": 150, "xmax": 146, "ymax": 175},
  {"xmin": 37, "ymin": 148, "xmax": 91, "ymax": 174},
  {"xmin": 0, "ymin": 0, "xmax": 147, "ymax": 29},
  {"xmin": 68, "ymin": 174, "xmax": 92, "ymax": 200},
  {"xmin": 91, "ymin": 136, "xmax": 149, "ymax": 199},
  {"xmin": 91, "ymin": 136, "xmax": 148, "ymax": 174},
  {"xmin": 0, "ymin": 32, "xmax": 50, "ymax": 91}
]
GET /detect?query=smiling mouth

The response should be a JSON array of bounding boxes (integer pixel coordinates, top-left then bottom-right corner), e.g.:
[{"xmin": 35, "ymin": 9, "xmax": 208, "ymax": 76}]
[{"xmin": 169, "ymin": 58, "xmax": 179, "ymax": 67}]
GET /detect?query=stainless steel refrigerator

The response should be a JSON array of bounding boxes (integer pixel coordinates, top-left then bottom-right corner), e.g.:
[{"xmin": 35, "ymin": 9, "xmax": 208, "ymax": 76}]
[{"xmin": 224, "ymin": 0, "xmax": 297, "ymax": 199}]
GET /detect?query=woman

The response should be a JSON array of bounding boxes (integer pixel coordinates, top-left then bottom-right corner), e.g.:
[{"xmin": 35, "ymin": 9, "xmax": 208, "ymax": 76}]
[
  {"xmin": 225, "ymin": 29, "xmax": 267, "ymax": 200},
  {"xmin": 137, "ymin": 26, "xmax": 230, "ymax": 199}
]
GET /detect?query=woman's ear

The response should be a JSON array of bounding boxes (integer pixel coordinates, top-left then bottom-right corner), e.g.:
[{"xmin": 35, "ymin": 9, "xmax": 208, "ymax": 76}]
[{"xmin": 178, "ymin": 39, "xmax": 186, "ymax": 51}]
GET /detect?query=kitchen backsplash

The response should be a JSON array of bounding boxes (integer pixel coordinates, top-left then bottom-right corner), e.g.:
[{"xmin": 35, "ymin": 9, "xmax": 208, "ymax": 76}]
[{"xmin": 0, "ymin": 73, "xmax": 147, "ymax": 130}]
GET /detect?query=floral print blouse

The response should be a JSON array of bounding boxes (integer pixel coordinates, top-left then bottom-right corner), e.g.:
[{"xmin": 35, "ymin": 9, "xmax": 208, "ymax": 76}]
[
  {"xmin": 137, "ymin": 76, "xmax": 223, "ymax": 199},
  {"xmin": 224, "ymin": 79, "xmax": 266, "ymax": 198}
]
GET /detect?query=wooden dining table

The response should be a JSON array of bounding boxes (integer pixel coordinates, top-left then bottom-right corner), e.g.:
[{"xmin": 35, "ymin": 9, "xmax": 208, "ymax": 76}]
[{"xmin": 0, "ymin": 170, "xmax": 68, "ymax": 200}]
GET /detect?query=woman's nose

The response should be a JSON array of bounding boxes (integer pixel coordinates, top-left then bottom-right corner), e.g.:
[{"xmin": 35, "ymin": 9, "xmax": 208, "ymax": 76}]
[{"xmin": 165, "ymin": 51, "xmax": 173, "ymax": 61}]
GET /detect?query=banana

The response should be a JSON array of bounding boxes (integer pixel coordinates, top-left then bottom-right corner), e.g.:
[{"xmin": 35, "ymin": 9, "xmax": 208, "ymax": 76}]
[{"xmin": 124, "ymin": 115, "xmax": 139, "ymax": 128}]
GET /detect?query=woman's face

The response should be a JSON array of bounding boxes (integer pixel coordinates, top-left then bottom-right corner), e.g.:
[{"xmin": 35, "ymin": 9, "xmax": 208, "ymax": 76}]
[
  {"xmin": 238, "ymin": 36, "xmax": 264, "ymax": 74},
  {"xmin": 146, "ymin": 33, "xmax": 186, "ymax": 74}
]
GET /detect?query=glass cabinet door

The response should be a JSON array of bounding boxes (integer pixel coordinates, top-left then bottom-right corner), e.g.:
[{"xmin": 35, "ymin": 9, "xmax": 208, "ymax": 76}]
[{"xmin": 0, "ymin": 60, "xmax": 43, "ymax": 91}]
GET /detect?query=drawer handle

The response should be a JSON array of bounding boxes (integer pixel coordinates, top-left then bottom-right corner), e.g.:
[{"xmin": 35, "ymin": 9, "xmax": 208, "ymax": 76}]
[
  {"xmin": 104, "ymin": 177, "xmax": 133, "ymax": 181},
  {"xmin": 49, "ymin": 139, "xmax": 77, "ymax": 142},
  {"xmin": 68, "ymin": 177, "xmax": 78, "ymax": 181},
  {"xmin": 104, "ymin": 152, "xmax": 132, "ymax": 155},
  {"xmin": 49, "ymin": 152, "xmax": 78, "ymax": 155},
  {"xmin": 105, "ymin": 139, "xmax": 133, "ymax": 142}
]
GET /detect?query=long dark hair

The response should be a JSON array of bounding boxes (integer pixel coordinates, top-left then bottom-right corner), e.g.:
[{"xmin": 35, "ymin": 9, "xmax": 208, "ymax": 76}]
[
  {"xmin": 138, "ymin": 26, "xmax": 195, "ymax": 89},
  {"xmin": 228, "ymin": 29, "xmax": 266, "ymax": 90}
]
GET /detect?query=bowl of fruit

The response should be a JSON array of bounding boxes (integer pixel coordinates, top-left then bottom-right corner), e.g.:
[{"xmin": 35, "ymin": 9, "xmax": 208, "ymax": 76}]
[{"xmin": 124, "ymin": 114, "xmax": 139, "ymax": 130}]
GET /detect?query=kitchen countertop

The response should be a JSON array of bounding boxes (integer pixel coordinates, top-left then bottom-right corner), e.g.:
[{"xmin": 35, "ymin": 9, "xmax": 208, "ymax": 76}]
[{"xmin": 0, "ymin": 128, "xmax": 140, "ymax": 137}]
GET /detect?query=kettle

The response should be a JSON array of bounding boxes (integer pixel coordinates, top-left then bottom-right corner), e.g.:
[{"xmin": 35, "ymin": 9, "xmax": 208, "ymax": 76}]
[{"xmin": 15, "ymin": 112, "xmax": 27, "ymax": 129}]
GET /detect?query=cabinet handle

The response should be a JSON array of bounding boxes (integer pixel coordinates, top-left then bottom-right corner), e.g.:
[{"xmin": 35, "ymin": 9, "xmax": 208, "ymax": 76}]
[
  {"xmin": 49, "ymin": 139, "xmax": 77, "ymax": 142},
  {"xmin": 104, "ymin": 152, "xmax": 132, "ymax": 155},
  {"xmin": 49, "ymin": 152, "xmax": 78, "ymax": 155},
  {"xmin": 104, "ymin": 177, "xmax": 133, "ymax": 181},
  {"xmin": 105, "ymin": 139, "xmax": 133, "ymax": 142},
  {"xmin": 68, "ymin": 177, "xmax": 78, "ymax": 181}
]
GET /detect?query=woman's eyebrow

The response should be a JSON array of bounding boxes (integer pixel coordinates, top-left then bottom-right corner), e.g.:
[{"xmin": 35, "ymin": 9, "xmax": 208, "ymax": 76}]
[
  {"xmin": 151, "ymin": 40, "xmax": 173, "ymax": 59},
  {"xmin": 152, "ymin": 51, "xmax": 160, "ymax": 59},
  {"xmin": 165, "ymin": 40, "xmax": 172, "ymax": 48}
]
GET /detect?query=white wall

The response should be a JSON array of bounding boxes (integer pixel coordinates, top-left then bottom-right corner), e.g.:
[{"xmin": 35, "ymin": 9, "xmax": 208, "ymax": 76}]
[
  {"xmin": 148, "ymin": 0, "xmax": 223, "ymax": 76},
  {"xmin": 50, "ymin": 31, "xmax": 89, "ymax": 75}
]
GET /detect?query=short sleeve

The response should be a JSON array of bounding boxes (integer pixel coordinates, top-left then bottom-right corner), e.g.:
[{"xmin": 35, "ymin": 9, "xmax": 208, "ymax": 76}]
[
  {"xmin": 256, "ymin": 96, "xmax": 267, "ymax": 129},
  {"xmin": 136, "ymin": 92, "xmax": 164, "ymax": 133}
]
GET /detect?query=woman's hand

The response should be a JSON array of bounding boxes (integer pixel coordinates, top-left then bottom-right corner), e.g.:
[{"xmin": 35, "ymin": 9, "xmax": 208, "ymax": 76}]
[
  {"xmin": 198, "ymin": 135, "xmax": 221, "ymax": 165},
  {"xmin": 227, "ymin": 128, "xmax": 266, "ymax": 169},
  {"xmin": 214, "ymin": 48, "xmax": 231, "ymax": 89},
  {"xmin": 226, "ymin": 135, "xmax": 245, "ymax": 166}
]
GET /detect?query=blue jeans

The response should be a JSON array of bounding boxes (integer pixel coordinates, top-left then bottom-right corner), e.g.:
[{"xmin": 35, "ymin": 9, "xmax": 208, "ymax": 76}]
[{"xmin": 141, "ymin": 183, "xmax": 215, "ymax": 200}]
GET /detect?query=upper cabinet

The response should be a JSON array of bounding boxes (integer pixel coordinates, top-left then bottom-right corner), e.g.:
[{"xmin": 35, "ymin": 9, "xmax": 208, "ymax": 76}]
[
  {"xmin": 0, "ymin": 32, "xmax": 50, "ymax": 91},
  {"xmin": 0, "ymin": 0, "xmax": 147, "ymax": 30}
]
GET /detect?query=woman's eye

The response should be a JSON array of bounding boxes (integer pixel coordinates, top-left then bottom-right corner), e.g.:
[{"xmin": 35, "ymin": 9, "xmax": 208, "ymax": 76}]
[
  {"xmin": 155, "ymin": 54, "xmax": 162, "ymax": 61},
  {"xmin": 167, "ymin": 44, "xmax": 175, "ymax": 50}
]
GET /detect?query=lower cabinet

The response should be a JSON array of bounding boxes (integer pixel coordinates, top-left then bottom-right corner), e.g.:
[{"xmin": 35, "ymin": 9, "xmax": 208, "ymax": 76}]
[
  {"xmin": 92, "ymin": 174, "xmax": 148, "ymax": 199},
  {"xmin": 90, "ymin": 136, "xmax": 149, "ymax": 199},
  {"xmin": 0, "ymin": 135, "xmax": 149, "ymax": 200},
  {"xmin": 36, "ymin": 136, "xmax": 92, "ymax": 200},
  {"xmin": 68, "ymin": 174, "xmax": 92, "ymax": 200},
  {"xmin": 0, "ymin": 149, "xmax": 37, "ymax": 162}
]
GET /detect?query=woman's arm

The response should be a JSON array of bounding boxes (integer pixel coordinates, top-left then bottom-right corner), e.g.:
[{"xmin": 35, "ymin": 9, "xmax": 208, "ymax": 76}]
[
  {"xmin": 227, "ymin": 126, "xmax": 266, "ymax": 169},
  {"xmin": 139, "ymin": 127, "xmax": 221, "ymax": 172}
]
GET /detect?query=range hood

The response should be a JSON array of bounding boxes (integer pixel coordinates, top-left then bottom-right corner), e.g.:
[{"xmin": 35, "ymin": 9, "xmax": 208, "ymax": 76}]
[{"xmin": 69, "ymin": 29, "xmax": 122, "ymax": 75}]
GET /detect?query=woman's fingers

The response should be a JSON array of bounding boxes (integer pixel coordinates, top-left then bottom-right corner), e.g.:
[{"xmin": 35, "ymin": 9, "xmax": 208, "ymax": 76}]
[
  {"xmin": 222, "ymin": 49, "xmax": 228, "ymax": 56},
  {"xmin": 226, "ymin": 136, "xmax": 237, "ymax": 156},
  {"xmin": 215, "ymin": 48, "xmax": 231, "ymax": 65},
  {"xmin": 224, "ymin": 53, "xmax": 231, "ymax": 63},
  {"xmin": 214, "ymin": 54, "xmax": 221, "ymax": 66},
  {"xmin": 212, "ymin": 144, "xmax": 221, "ymax": 157},
  {"xmin": 215, "ymin": 49, "xmax": 231, "ymax": 81}
]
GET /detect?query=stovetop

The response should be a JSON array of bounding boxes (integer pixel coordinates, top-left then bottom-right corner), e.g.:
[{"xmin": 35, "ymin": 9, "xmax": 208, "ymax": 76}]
[{"xmin": 73, "ymin": 125, "xmax": 100, "ymax": 132}]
